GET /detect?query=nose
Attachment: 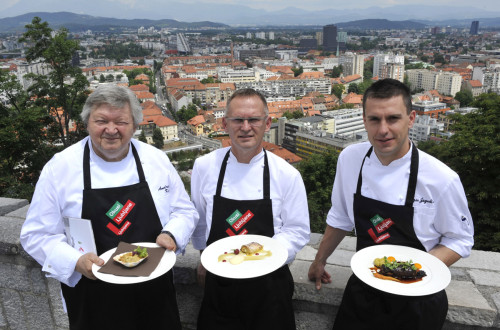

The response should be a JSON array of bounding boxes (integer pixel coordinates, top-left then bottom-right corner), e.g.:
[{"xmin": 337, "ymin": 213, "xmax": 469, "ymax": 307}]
[
  {"xmin": 104, "ymin": 122, "xmax": 118, "ymax": 134},
  {"xmin": 378, "ymin": 119, "xmax": 389, "ymax": 135},
  {"xmin": 241, "ymin": 119, "xmax": 252, "ymax": 130}
]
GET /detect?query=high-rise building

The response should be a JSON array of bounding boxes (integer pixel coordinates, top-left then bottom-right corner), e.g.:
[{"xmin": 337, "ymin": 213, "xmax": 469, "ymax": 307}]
[
  {"xmin": 341, "ymin": 52, "xmax": 364, "ymax": 77},
  {"xmin": 373, "ymin": 53, "xmax": 405, "ymax": 80},
  {"xmin": 470, "ymin": 21, "xmax": 479, "ymax": 35},
  {"xmin": 316, "ymin": 32, "xmax": 323, "ymax": 46},
  {"xmin": 323, "ymin": 24, "xmax": 337, "ymax": 52},
  {"xmin": 268, "ymin": 32, "xmax": 275, "ymax": 40}
]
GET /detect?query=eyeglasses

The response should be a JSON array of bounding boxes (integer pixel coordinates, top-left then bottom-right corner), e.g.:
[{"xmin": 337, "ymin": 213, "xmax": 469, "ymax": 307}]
[{"xmin": 225, "ymin": 116, "xmax": 267, "ymax": 127}]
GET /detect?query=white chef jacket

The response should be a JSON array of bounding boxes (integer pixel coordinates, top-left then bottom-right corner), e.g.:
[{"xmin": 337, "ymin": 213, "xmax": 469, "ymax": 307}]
[
  {"xmin": 327, "ymin": 141, "xmax": 474, "ymax": 258},
  {"xmin": 191, "ymin": 147, "xmax": 310, "ymax": 264},
  {"xmin": 20, "ymin": 136, "xmax": 199, "ymax": 287}
]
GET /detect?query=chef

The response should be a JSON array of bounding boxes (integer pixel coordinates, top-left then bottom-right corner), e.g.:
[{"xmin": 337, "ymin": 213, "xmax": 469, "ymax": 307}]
[
  {"xmin": 20, "ymin": 84, "xmax": 199, "ymax": 330},
  {"xmin": 191, "ymin": 88, "xmax": 310, "ymax": 329},
  {"xmin": 308, "ymin": 79, "xmax": 474, "ymax": 330}
]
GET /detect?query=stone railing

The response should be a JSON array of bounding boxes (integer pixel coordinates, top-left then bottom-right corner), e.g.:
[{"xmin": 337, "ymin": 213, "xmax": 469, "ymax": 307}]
[{"xmin": 1, "ymin": 197, "xmax": 498, "ymax": 330}]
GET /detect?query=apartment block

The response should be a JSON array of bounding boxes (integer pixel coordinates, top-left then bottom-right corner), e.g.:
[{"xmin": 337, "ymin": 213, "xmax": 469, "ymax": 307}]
[
  {"xmin": 406, "ymin": 69, "xmax": 462, "ymax": 96},
  {"xmin": 236, "ymin": 77, "xmax": 332, "ymax": 98},
  {"xmin": 373, "ymin": 53, "xmax": 405, "ymax": 80},
  {"xmin": 341, "ymin": 52, "xmax": 364, "ymax": 77}
]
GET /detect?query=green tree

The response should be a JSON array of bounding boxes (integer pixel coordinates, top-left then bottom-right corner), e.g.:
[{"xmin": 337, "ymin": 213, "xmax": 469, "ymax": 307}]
[
  {"xmin": 152, "ymin": 128, "xmax": 164, "ymax": 149},
  {"xmin": 138, "ymin": 130, "xmax": 147, "ymax": 143},
  {"xmin": 282, "ymin": 110, "xmax": 304, "ymax": 119},
  {"xmin": 418, "ymin": 93, "xmax": 500, "ymax": 251},
  {"xmin": 297, "ymin": 150, "xmax": 339, "ymax": 233},
  {"xmin": 0, "ymin": 69, "xmax": 58, "ymax": 200},
  {"xmin": 363, "ymin": 58, "xmax": 374, "ymax": 80},
  {"xmin": 19, "ymin": 17, "xmax": 89, "ymax": 148},
  {"xmin": 331, "ymin": 65, "xmax": 343, "ymax": 78},
  {"xmin": 332, "ymin": 84, "xmax": 345, "ymax": 99},
  {"xmin": 291, "ymin": 66, "xmax": 303, "ymax": 77},
  {"xmin": 348, "ymin": 83, "xmax": 360, "ymax": 94},
  {"xmin": 454, "ymin": 90, "xmax": 474, "ymax": 107}
]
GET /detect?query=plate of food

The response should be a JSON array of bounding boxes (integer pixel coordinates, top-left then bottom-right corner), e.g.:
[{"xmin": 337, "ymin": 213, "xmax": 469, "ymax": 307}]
[
  {"xmin": 92, "ymin": 242, "xmax": 176, "ymax": 284},
  {"xmin": 201, "ymin": 234, "xmax": 288, "ymax": 279},
  {"xmin": 350, "ymin": 244, "xmax": 451, "ymax": 296}
]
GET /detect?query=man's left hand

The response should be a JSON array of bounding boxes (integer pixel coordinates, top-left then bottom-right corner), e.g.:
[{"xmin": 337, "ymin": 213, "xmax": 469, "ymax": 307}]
[{"xmin": 156, "ymin": 232, "xmax": 177, "ymax": 251}]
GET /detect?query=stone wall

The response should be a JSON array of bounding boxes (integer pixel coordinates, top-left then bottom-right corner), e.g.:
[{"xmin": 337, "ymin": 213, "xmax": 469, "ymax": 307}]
[{"xmin": 1, "ymin": 197, "xmax": 499, "ymax": 330}]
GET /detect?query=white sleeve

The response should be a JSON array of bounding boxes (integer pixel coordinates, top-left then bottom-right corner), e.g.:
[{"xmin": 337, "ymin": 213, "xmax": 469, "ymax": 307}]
[
  {"xmin": 160, "ymin": 160, "xmax": 199, "ymax": 254},
  {"xmin": 273, "ymin": 170, "xmax": 310, "ymax": 264},
  {"xmin": 433, "ymin": 175, "xmax": 474, "ymax": 258},
  {"xmin": 190, "ymin": 159, "xmax": 208, "ymax": 251},
  {"xmin": 326, "ymin": 152, "xmax": 355, "ymax": 231},
  {"xmin": 20, "ymin": 163, "xmax": 83, "ymax": 287}
]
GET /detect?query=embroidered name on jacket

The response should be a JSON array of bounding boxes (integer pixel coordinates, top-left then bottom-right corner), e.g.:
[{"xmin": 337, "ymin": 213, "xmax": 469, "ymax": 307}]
[
  {"xmin": 105, "ymin": 200, "xmax": 135, "ymax": 235},
  {"xmin": 367, "ymin": 214, "xmax": 394, "ymax": 244}
]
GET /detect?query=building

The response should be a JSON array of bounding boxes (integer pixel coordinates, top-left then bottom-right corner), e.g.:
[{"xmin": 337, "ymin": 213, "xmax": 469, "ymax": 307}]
[
  {"xmin": 412, "ymin": 100, "xmax": 450, "ymax": 119},
  {"xmin": 176, "ymin": 33, "xmax": 191, "ymax": 54},
  {"xmin": 461, "ymin": 79, "xmax": 483, "ymax": 97},
  {"xmin": 472, "ymin": 66, "xmax": 500, "ymax": 94},
  {"xmin": 373, "ymin": 53, "xmax": 405, "ymax": 81},
  {"xmin": 409, "ymin": 115, "xmax": 444, "ymax": 142},
  {"xmin": 406, "ymin": 69, "xmax": 462, "ymax": 96},
  {"xmin": 470, "ymin": 21, "xmax": 479, "ymax": 35},
  {"xmin": 323, "ymin": 24, "xmax": 338, "ymax": 52},
  {"xmin": 341, "ymin": 52, "xmax": 364, "ymax": 77}
]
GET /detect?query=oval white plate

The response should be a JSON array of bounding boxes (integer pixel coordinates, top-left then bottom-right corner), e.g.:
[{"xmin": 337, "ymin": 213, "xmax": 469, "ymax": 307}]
[
  {"xmin": 351, "ymin": 244, "xmax": 451, "ymax": 296},
  {"xmin": 201, "ymin": 235, "xmax": 288, "ymax": 279},
  {"xmin": 92, "ymin": 242, "xmax": 176, "ymax": 284}
]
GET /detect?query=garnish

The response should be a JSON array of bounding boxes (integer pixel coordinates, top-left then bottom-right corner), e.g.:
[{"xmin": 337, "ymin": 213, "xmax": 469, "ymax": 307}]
[{"xmin": 133, "ymin": 246, "xmax": 148, "ymax": 258}]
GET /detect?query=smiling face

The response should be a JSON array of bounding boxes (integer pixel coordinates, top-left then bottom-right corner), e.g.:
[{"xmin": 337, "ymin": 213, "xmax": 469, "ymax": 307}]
[
  {"xmin": 363, "ymin": 95, "xmax": 416, "ymax": 165},
  {"xmin": 87, "ymin": 103, "xmax": 136, "ymax": 162},
  {"xmin": 222, "ymin": 95, "xmax": 272, "ymax": 163}
]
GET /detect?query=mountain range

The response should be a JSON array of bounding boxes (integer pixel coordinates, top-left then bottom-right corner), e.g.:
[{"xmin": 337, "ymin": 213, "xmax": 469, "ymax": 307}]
[
  {"xmin": 0, "ymin": 11, "xmax": 498, "ymax": 33},
  {"xmin": 0, "ymin": 2, "xmax": 499, "ymax": 28}
]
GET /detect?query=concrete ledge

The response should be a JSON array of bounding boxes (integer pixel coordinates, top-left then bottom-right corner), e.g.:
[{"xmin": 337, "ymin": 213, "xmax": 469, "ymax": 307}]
[{"xmin": 0, "ymin": 199, "xmax": 498, "ymax": 329}]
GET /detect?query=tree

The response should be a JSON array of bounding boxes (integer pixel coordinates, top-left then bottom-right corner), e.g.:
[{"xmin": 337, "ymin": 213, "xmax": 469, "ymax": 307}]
[
  {"xmin": 19, "ymin": 17, "xmax": 89, "ymax": 148},
  {"xmin": 348, "ymin": 83, "xmax": 360, "ymax": 94},
  {"xmin": 332, "ymin": 84, "xmax": 345, "ymax": 99},
  {"xmin": 138, "ymin": 130, "xmax": 147, "ymax": 143},
  {"xmin": 282, "ymin": 110, "xmax": 304, "ymax": 119},
  {"xmin": 291, "ymin": 66, "xmax": 303, "ymax": 77},
  {"xmin": 152, "ymin": 128, "xmax": 164, "ymax": 149},
  {"xmin": 454, "ymin": 90, "xmax": 474, "ymax": 107},
  {"xmin": 363, "ymin": 58, "xmax": 374, "ymax": 80},
  {"xmin": 296, "ymin": 150, "xmax": 339, "ymax": 233},
  {"xmin": 0, "ymin": 69, "xmax": 58, "ymax": 200},
  {"xmin": 331, "ymin": 65, "xmax": 343, "ymax": 78},
  {"xmin": 418, "ymin": 93, "xmax": 500, "ymax": 251}
]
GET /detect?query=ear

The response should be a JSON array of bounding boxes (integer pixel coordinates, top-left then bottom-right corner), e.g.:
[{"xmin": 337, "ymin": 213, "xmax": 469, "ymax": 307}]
[
  {"xmin": 264, "ymin": 116, "xmax": 272, "ymax": 132},
  {"xmin": 408, "ymin": 110, "xmax": 416, "ymax": 129},
  {"xmin": 222, "ymin": 117, "xmax": 228, "ymax": 131}
]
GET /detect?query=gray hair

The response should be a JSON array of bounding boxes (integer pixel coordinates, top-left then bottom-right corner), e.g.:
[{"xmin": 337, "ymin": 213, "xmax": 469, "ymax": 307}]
[
  {"xmin": 80, "ymin": 84, "xmax": 143, "ymax": 127},
  {"xmin": 226, "ymin": 88, "xmax": 269, "ymax": 116}
]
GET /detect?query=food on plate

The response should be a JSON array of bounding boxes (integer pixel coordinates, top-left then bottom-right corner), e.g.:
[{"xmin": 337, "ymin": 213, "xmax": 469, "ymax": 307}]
[
  {"xmin": 218, "ymin": 242, "xmax": 272, "ymax": 265},
  {"xmin": 241, "ymin": 242, "xmax": 263, "ymax": 255},
  {"xmin": 113, "ymin": 246, "xmax": 148, "ymax": 267},
  {"xmin": 371, "ymin": 256, "xmax": 426, "ymax": 283}
]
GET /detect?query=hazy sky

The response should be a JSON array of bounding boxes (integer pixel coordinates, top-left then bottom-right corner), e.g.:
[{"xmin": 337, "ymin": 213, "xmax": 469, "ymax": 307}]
[{"xmin": 1, "ymin": 0, "xmax": 499, "ymax": 20}]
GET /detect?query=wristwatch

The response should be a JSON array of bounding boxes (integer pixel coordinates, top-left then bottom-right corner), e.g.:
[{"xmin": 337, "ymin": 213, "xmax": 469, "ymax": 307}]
[{"xmin": 161, "ymin": 230, "xmax": 177, "ymax": 245}]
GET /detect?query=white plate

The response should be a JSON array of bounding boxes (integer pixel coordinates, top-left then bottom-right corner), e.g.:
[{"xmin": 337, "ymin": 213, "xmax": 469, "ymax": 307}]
[
  {"xmin": 350, "ymin": 245, "xmax": 451, "ymax": 296},
  {"xmin": 92, "ymin": 242, "xmax": 176, "ymax": 284},
  {"xmin": 201, "ymin": 235, "xmax": 288, "ymax": 279}
]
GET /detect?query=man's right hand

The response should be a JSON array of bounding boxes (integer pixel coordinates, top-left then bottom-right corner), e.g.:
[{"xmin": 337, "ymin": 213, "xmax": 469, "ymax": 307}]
[
  {"xmin": 308, "ymin": 260, "xmax": 332, "ymax": 290},
  {"xmin": 75, "ymin": 253, "xmax": 104, "ymax": 280}
]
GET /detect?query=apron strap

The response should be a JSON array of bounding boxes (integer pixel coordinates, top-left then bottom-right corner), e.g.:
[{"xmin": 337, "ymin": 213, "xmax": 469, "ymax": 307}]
[
  {"xmin": 215, "ymin": 148, "xmax": 270, "ymax": 199},
  {"xmin": 406, "ymin": 142, "xmax": 419, "ymax": 207},
  {"xmin": 83, "ymin": 141, "xmax": 145, "ymax": 190},
  {"xmin": 356, "ymin": 142, "xmax": 419, "ymax": 207}
]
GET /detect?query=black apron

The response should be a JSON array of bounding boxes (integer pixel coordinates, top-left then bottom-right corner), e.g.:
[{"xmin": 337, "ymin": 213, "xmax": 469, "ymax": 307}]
[
  {"xmin": 61, "ymin": 141, "xmax": 181, "ymax": 330},
  {"xmin": 197, "ymin": 149, "xmax": 295, "ymax": 330},
  {"xmin": 333, "ymin": 144, "xmax": 448, "ymax": 330}
]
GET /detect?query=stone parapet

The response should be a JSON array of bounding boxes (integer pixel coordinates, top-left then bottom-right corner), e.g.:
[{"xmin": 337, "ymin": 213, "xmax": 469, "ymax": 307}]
[{"xmin": 0, "ymin": 197, "xmax": 497, "ymax": 329}]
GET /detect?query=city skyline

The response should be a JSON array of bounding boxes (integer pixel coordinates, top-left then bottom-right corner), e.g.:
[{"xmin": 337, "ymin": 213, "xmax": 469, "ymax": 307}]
[{"xmin": 1, "ymin": 0, "xmax": 500, "ymax": 24}]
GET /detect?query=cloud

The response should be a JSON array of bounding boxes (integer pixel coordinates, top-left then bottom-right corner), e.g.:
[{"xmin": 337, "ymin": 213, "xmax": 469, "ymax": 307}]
[{"xmin": 4, "ymin": 0, "xmax": 21, "ymax": 9}]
